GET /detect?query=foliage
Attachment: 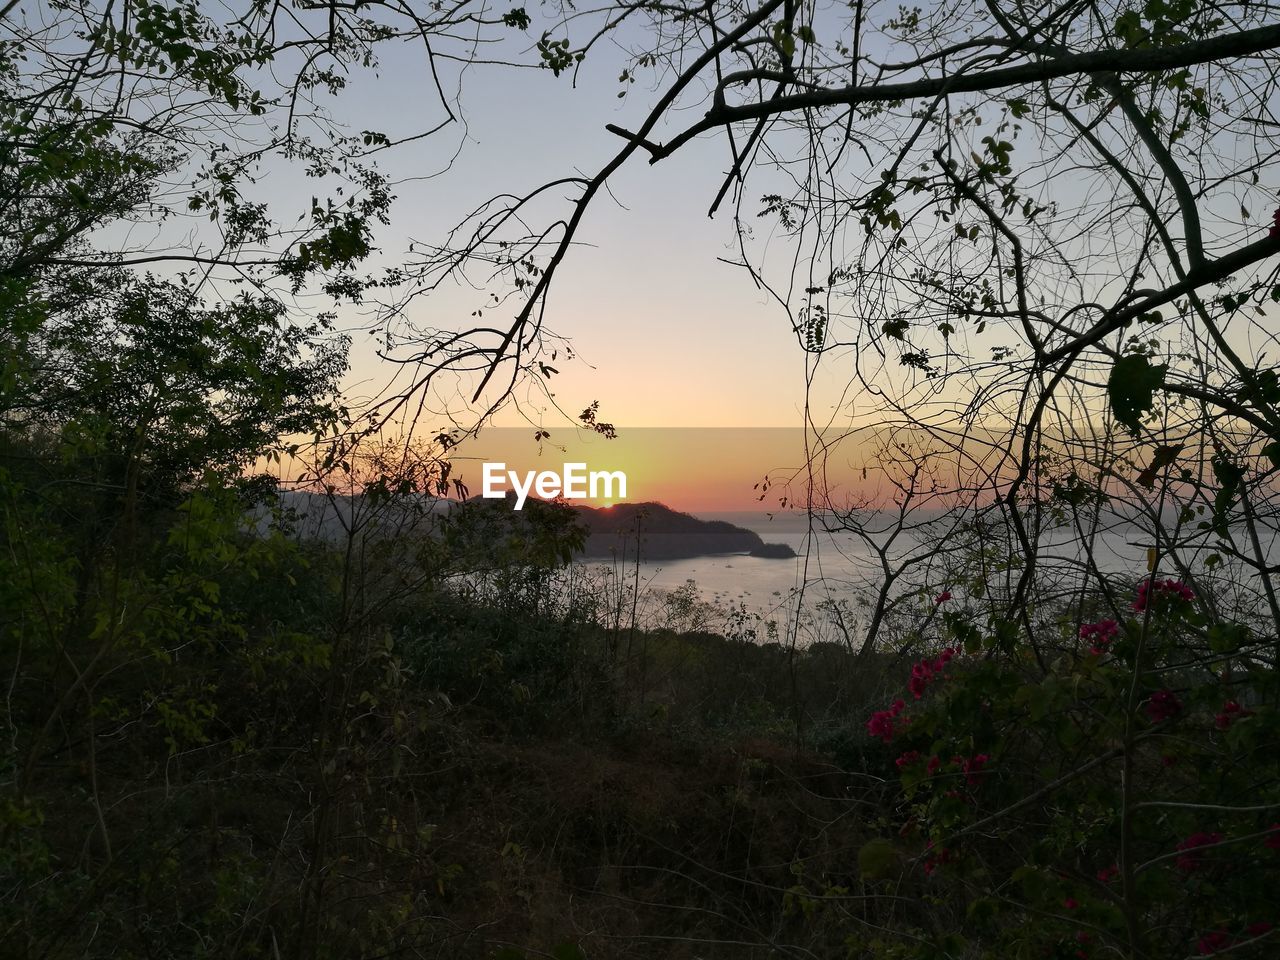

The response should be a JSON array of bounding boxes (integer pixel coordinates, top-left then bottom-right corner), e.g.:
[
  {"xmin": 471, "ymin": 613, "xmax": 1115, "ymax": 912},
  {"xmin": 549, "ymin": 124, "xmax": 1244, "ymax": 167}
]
[
  {"xmin": 3, "ymin": 1, "xmax": 1280, "ymax": 958},
  {"xmin": 857, "ymin": 580, "xmax": 1280, "ymax": 959}
]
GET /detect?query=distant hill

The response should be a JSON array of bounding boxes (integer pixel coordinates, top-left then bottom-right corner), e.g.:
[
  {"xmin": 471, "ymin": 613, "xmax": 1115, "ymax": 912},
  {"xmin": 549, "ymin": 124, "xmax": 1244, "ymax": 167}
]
[
  {"xmin": 259, "ymin": 492, "xmax": 796, "ymax": 562},
  {"xmin": 569, "ymin": 501, "xmax": 796, "ymax": 561}
]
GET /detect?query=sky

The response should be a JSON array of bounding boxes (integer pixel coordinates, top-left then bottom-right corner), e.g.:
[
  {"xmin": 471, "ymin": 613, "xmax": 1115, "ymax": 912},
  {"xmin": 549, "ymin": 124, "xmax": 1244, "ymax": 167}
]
[
  {"xmin": 280, "ymin": 15, "xmax": 852, "ymax": 510},
  {"xmin": 86, "ymin": 2, "xmax": 1280, "ymax": 512},
  {"xmin": 324, "ymin": 16, "xmax": 819, "ymax": 431},
  {"xmin": 257, "ymin": 13, "xmax": 1193, "ymax": 512},
  {"xmin": 209, "ymin": 6, "xmax": 919, "ymax": 512},
  {"xmin": 458, "ymin": 428, "xmax": 827, "ymax": 513}
]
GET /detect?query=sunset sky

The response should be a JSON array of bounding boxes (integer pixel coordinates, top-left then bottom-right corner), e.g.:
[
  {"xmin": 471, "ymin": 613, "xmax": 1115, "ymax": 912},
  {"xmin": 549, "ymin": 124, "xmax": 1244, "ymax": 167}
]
[
  {"xmin": 268, "ymin": 22, "xmax": 860, "ymax": 512},
  {"xmin": 270, "ymin": 15, "xmax": 1245, "ymax": 514},
  {"xmin": 328, "ymin": 23, "xmax": 826, "ymax": 432},
  {"xmin": 456, "ymin": 428, "xmax": 831, "ymax": 513}
]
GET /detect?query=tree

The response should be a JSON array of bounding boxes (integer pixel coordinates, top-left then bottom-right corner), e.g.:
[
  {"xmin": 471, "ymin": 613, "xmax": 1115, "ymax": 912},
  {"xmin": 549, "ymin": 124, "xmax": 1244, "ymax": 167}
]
[
  {"xmin": 372, "ymin": 6, "xmax": 1280, "ymax": 956},
  {"xmin": 380, "ymin": 0, "xmax": 1280, "ymax": 630},
  {"xmin": 4, "ymin": 2, "xmax": 1280, "ymax": 955}
]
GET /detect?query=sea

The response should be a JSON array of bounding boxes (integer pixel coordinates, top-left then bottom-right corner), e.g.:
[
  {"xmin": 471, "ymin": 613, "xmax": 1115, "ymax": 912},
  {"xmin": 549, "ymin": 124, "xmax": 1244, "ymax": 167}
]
[{"xmin": 570, "ymin": 508, "xmax": 1274, "ymax": 643}]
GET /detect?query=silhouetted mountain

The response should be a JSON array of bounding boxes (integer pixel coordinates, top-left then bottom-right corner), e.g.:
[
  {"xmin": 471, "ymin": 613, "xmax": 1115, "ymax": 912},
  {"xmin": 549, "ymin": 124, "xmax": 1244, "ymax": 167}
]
[
  {"xmin": 260, "ymin": 492, "xmax": 795, "ymax": 562},
  {"xmin": 571, "ymin": 501, "xmax": 796, "ymax": 561}
]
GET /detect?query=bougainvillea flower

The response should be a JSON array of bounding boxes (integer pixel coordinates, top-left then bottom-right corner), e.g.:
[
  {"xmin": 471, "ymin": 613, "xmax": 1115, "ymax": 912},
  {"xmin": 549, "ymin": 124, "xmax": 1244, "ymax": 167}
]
[
  {"xmin": 1096, "ymin": 864, "xmax": 1119, "ymax": 884},
  {"xmin": 922, "ymin": 841, "xmax": 955, "ymax": 875},
  {"xmin": 1214, "ymin": 699, "xmax": 1254, "ymax": 730},
  {"xmin": 908, "ymin": 664, "xmax": 932, "ymax": 699},
  {"xmin": 908, "ymin": 649, "xmax": 957, "ymax": 699},
  {"xmin": 1175, "ymin": 832, "xmax": 1223, "ymax": 872},
  {"xmin": 961, "ymin": 753, "xmax": 990, "ymax": 785},
  {"xmin": 1144, "ymin": 689, "xmax": 1183, "ymax": 722},
  {"xmin": 866, "ymin": 709, "xmax": 897, "ymax": 743},
  {"xmin": 1080, "ymin": 618, "xmax": 1119, "ymax": 654},
  {"xmin": 934, "ymin": 590, "xmax": 952, "ymax": 604},
  {"xmin": 1133, "ymin": 577, "xmax": 1195, "ymax": 612},
  {"xmin": 1197, "ymin": 930, "xmax": 1232, "ymax": 955},
  {"xmin": 1265, "ymin": 823, "xmax": 1280, "ymax": 851}
]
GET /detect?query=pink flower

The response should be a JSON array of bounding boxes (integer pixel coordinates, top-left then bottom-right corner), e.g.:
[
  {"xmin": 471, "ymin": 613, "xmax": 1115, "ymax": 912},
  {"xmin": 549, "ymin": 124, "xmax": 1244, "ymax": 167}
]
[
  {"xmin": 866, "ymin": 710, "xmax": 896, "ymax": 743},
  {"xmin": 926, "ymin": 754, "xmax": 941, "ymax": 775},
  {"xmin": 1215, "ymin": 699, "xmax": 1253, "ymax": 730},
  {"xmin": 868, "ymin": 699, "xmax": 909, "ymax": 742},
  {"xmin": 961, "ymin": 753, "xmax": 991, "ymax": 785},
  {"xmin": 1063, "ymin": 897, "xmax": 1079, "ymax": 910},
  {"xmin": 1134, "ymin": 578, "xmax": 1194, "ymax": 612},
  {"xmin": 895, "ymin": 750, "xmax": 920, "ymax": 770},
  {"xmin": 1265, "ymin": 823, "xmax": 1280, "ymax": 851},
  {"xmin": 1176, "ymin": 832, "xmax": 1223, "ymax": 872},
  {"xmin": 909, "ymin": 660, "xmax": 934, "ymax": 699},
  {"xmin": 1080, "ymin": 618, "xmax": 1119, "ymax": 654},
  {"xmin": 922, "ymin": 842, "xmax": 955, "ymax": 875},
  {"xmin": 907, "ymin": 650, "xmax": 957, "ymax": 699},
  {"xmin": 1096, "ymin": 864, "xmax": 1119, "ymax": 884},
  {"xmin": 1198, "ymin": 930, "xmax": 1232, "ymax": 955},
  {"xmin": 934, "ymin": 590, "xmax": 952, "ymax": 605},
  {"xmin": 1144, "ymin": 689, "xmax": 1183, "ymax": 723}
]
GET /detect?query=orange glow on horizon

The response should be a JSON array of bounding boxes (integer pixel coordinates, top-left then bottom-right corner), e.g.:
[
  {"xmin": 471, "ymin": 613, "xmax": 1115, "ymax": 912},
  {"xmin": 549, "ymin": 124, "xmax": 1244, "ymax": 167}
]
[{"xmin": 449, "ymin": 428, "xmax": 833, "ymax": 513}]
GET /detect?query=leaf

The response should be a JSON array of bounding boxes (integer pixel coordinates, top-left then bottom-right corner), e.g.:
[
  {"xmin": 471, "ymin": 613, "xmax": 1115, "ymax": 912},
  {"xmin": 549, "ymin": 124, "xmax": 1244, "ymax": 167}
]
[
  {"xmin": 1136, "ymin": 444, "xmax": 1184, "ymax": 488},
  {"xmin": 1108, "ymin": 354, "xmax": 1167, "ymax": 434},
  {"xmin": 1207, "ymin": 623, "xmax": 1248, "ymax": 653},
  {"xmin": 882, "ymin": 318, "xmax": 909, "ymax": 340},
  {"xmin": 502, "ymin": 8, "xmax": 531, "ymax": 29},
  {"xmin": 1210, "ymin": 455, "xmax": 1247, "ymax": 537},
  {"xmin": 1264, "ymin": 441, "xmax": 1280, "ymax": 470},
  {"xmin": 858, "ymin": 838, "xmax": 899, "ymax": 879}
]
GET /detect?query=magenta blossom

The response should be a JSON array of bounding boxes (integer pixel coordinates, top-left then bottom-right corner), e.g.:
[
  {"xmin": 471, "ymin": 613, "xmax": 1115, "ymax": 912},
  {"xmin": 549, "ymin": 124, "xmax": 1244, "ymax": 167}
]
[
  {"xmin": 1080, "ymin": 618, "xmax": 1119, "ymax": 654},
  {"xmin": 961, "ymin": 753, "xmax": 991, "ymax": 785},
  {"xmin": 895, "ymin": 750, "xmax": 920, "ymax": 770},
  {"xmin": 1134, "ymin": 577, "xmax": 1194, "ymax": 612},
  {"xmin": 867, "ymin": 698, "xmax": 907, "ymax": 743},
  {"xmin": 922, "ymin": 841, "xmax": 955, "ymax": 875},
  {"xmin": 1144, "ymin": 689, "xmax": 1183, "ymax": 723},
  {"xmin": 1198, "ymin": 930, "xmax": 1231, "ymax": 955},
  {"xmin": 1176, "ymin": 832, "xmax": 1223, "ymax": 872},
  {"xmin": 1215, "ymin": 699, "xmax": 1254, "ymax": 731},
  {"xmin": 908, "ymin": 648, "xmax": 957, "ymax": 699},
  {"xmin": 1265, "ymin": 823, "xmax": 1280, "ymax": 852}
]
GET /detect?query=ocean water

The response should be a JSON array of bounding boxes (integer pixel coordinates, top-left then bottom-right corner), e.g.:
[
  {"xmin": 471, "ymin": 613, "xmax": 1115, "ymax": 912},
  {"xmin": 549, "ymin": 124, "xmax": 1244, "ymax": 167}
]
[{"xmin": 571, "ymin": 508, "xmax": 1259, "ymax": 632}]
